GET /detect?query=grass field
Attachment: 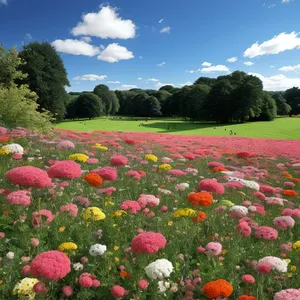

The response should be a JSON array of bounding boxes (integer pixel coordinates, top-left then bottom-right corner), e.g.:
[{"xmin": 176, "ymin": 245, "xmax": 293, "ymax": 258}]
[{"xmin": 56, "ymin": 117, "xmax": 300, "ymax": 140}]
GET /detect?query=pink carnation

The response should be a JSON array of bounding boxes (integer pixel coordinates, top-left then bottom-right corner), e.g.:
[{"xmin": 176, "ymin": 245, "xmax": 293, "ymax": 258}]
[
  {"xmin": 0, "ymin": 126, "xmax": 8, "ymax": 134},
  {"xmin": 5, "ymin": 166, "xmax": 52, "ymax": 188},
  {"xmin": 47, "ymin": 160, "xmax": 82, "ymax": 179},
  {"xmin": 30, "ymin": 250, "xmax": 71, "ymax": 280},
  {"xmin": 205, "ymin": 242, "xmax": 222, "ymax": 256},
  {"xmin": 253, "ymin": 191, "xmax": 265, "ymax": 200},
  {"xmin": 274, "ymin": 289, "xmax": 300, "ymax": 300},
  {"xmin": 110, "ymin": 155, "xmax": 128, "ymax": 166},
  {"xmin": 126, "ymin": 170, "xmax": 141, "ymax": 180},
  {"xmin": 284, "ymin": 181, "xmax": 295, "ymax": 188},
  {"xmin": 273, "ymin": 216, "xmax": 295, "ymax": 230},
  {"xmin": 236, "ymin": 151, "xmax": 251, "ymax": 158},
  {"xmin": 170, "ymin": 153, "xmax": 184, "ymax": 159},
  {"xmin": 74, "ymin": 196, "xmax": 90, "ymax": 207},
  {"xmin": 224, "ymin": 181, "xmax": 243, "ymax": 189},
  {"xmin": 57, "ymin": 140, "xmax": 75, "ymax": 151},
  {"xmin": 198, "ymin": 179, "xmax": 225, "ymax": 195},
  {"xmin": 280, "ymin": 242, "xmax": 292, "ymax": 252},
  {"xmin": 167, "ymin": 169, "xmax": 187, "ymax": 176},
  {"xmin": 138, "ymin": 280, "xmax": 149, "ymax": 290},
  {"xmin": 265, "ymin": 197, "xmax": 284, "ymax": 206},
  {"xmin": 255, "ymin": 226, "xmax": 278, "ymax": 240},
  {"xmin": 236, "ymin": 221, "xmax": 252, "ymax": 237},
  {"xmin": 97, "ymin": 187, "xmax": 117, "ymax": 196},
  {"xmin": 120, "ymin": 200, "xmax": 142, "ymax": 214},
  {"xmin": 32, "ymin": 210, "xmax": 55, "ymax": 228},
  {"xmin": 242, "ymin": 274, "xmax": 255, "ymax": 284},
  {"xmin": 62, "ymin": 286, "xmax": 73, "ymax": 297},
  {"xmin": 131, "ymin": 232, "xmax": 166, "ymax": 254},
  {"xmin": 79, "ymin": 276, "xmax": 93, "ymax": 288},
  {"xmin": 183, "ymin": 153, "xmax": 196, "ymax": 160},
  {"xmin": 86, "ymin": 158, "xmax": 99, "ymax": 164},
  {"xmin": 6, "ymin": 190, "xmax": 31, "ymax": 206},
  {"xmin": 111, "ymin": 285, "xmax": 126, "ymax": 298},
  {"xmin": 207, "ymin": 161, "xmax": 224, "ymax": 168},
  {"xmin": 92, "ymin": 167, "xmax": 117, "ymax": 181},
  {"xmin": 260, "ymin": 185, "xmax": 276, "ymax": 194},
  {"xmin": 137, "ymin": 194, "xmax": 160, "ymax": 208},
  {"xmin": 60, "ymin": 203, "xmax": 78, "ymax": 218}
]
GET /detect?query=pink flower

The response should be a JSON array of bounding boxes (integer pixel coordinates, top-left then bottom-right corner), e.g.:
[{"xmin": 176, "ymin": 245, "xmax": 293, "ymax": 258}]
[
  {"xmin": 138, "ymin": 280, "xmax": 149, "ymax": 290},
  {"xmin": 0, "ymin": 126, "xmax": 8, "ymax": 134},
  {"xmin": 205, "ymin": 242, "xmax": 222, "ymax": 256},
  {"xmin": 92, "ymin": 280, "xmax": 101, "ymax": 287},
  {"xmin": 86, "ymin": 158, "xmax": 99, "ymax": 164},
  {"xmin": 47, "ymin": 160, "xmax": 81, "ymax": 179},
  {"xmin": 31, "ymin": 238, "xmax": 40, "ymax": 247},
  {"xmin": 0, "ymin": 232, "xmax": 5, "ymax": 239},
  {"xmin": 60, "ymin": 203, "xmax": 79, "ymax": 218},
  {"xmin": 5, "ymin": 166, "xmax": 52, "ymax": 188},
  {"xmin": 79, "ymin": 276, "xmax": 93, "ymax": 288},
  {"xmin": 126, "ymin": 170, "xmax": 141, "ymax": 180},
  {"xmin": 30, "ymin": 250, "xmax": 71, "ymax": 280},
  {"xmin": 97, "ymin": 187, "xmax": 117, "ymax": 196},
  {"xmin": 120, "ymin": 200, "xmax": 142, "ymax": 214},
  {"xmin": 32, "ymin": 210, "xmax": 55, "ymax": 228},
  {"xmin": 57, "ymin": 140, "xmax": 75, "ymax": 151},
  {"xmin": 260, "ymin": 185, "xmax": 276, "ymax": 194},
  {"xmin": 137, "ymin": 194, "xmax": 160, "ymax": 208},
  {"xmin": 6, "ymin": 190, "xmax": 31, "ymax": 206},
  {"xmin": 22, "ymin": 265, "xmax": 31, "ymax": 276},
  {"xmin": 131, "ymin": 232, "xmax": 166, "ymax": 254},
  {"xmin": 62, "ymin": 286, "xmax": 73, "ymax": 297},
  {"xmin": 80, "ymin": 257, "xmax": 89, "ymax": 264},
  {"xmin": 167, "ymin": 169, "xmax": 187, "ymax": 176},
  {"xmin": 160, "ymin": 205, "xmax": 168, "ymax": 212},
  {"xmin": 236, "ymin": 151, "xmax": 251, "ymax": 158},
  {"xmin": 110, "ymin": 155, "xmax": 128, "ymax": 166},
  {"xmin": 284, "ymin": 181, "xmax": 295, "ymax": 188},
  {"xmin": 236, "ymin": 221, "xmax": 252, "ymax": 237},
  {"xmin": 74, "ymin": 196, "xmax": 90, "ymax": 207},
  {"xmin": 257, "ymin": 264, "xmax": 272, "ymax": 274},
  {"xmin": 111, "ymin": 285, "xmax": 126, "ymax": 298},
  {"xmin": 255, "ymin": 226, "xmax": 278, "ymax": 240},
  {"xmin": 280, "ymin": 243, "xmax": 292, "ymax": 252},
  {"xmin": 12, "ymin": 154, "xmax": 23, "ymax": 160},
  {"xmin": 242, "ymin": 274, "xmax": 255, "ymax": 284},
  {"xmin": 198, "ymin": 179, "xmax": 225, "ymax": 194},
  {"xmin": 273, "ymin": 216, "xmax": 295, "ymax": 230},
  {"xmin": 274, "ymin": 289, "xmax": 300, "ymax": 300},
  {"xmin": 33, "ymin": 282, "xmax": 48, "ymax": 294},
  {"xmin": 253, "ymin": 191, "xmax": 266, "ymax": 200},
  {"xmin": 207, "ymin": 161, "xmax": 224, "ymax": 168},
  {"xmin": 92, "ymin": 167, "xmax": 117, "ymax": 181},
  {"xmin": 224, "ymin": 181, "xmax": 244, "ymax": 189}
]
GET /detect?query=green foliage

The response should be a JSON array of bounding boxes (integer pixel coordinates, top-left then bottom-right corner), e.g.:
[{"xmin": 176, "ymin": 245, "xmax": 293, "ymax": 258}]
[
  {"xmin": 19, "ymin": 42, "xmax": 70, "ymax": 121},
  {"xmin": 285, "ymin": 87, "xmax": 300, "ymax": 116},
  {"xmin": 74, "ymin": 93, "xmax": 103, "ymax": 119},
  {"xmin": 140, "ymin": 95, "xmax": 162, "ymax": 117},
  {"xmin": 194, "ymin": 77, "xmax": 217, "ymax": 87},
  {"xmin": 159, "ymin": 85, "xmax": 178, "ymax": 94},
  {"xmin": 270, "ymin": 92, "xmax": 291, "ymax": 116},
  {"xmin": 0, "ymin": 45, "xmax": 52, "ymax": 130},
  {"xmin": 255, "ymin": 92, "xmax": 277, "ymax": 121}
]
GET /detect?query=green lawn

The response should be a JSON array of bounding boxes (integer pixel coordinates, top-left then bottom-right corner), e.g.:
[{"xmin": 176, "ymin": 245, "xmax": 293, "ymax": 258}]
[{"xmin": 55, "ymin": 117, "xmax": 300, "ymax": 140}]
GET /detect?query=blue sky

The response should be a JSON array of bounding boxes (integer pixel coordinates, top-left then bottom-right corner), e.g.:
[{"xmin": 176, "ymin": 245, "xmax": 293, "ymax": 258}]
[{"xmin": 1, "ymin": 0, "xmax": 300, "ymax": 91}]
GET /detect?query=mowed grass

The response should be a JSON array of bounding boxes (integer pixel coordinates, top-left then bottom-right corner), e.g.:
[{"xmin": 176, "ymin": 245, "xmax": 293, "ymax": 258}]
[{"xmin": 56, "ymin": 117, "xmax": 300, "ymax": 140}]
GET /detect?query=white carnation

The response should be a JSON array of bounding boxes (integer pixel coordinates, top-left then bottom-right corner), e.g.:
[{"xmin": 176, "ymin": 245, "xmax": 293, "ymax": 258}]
[
  {"xmin": 73, "ymin": 262, "xmax": 83, "ymax": 271},
  {"xmin": 2, "ymin": 143, "xmax": 24, "ymax": 154},
  {"xmin": 230, "ymin": 205, "xmax": 248, "ymax": 216},
  {"xmin": 158, "ymin": 280, "xmax": 170, "ymax": 293},
  {"xmin": 228, "ymin": 176, "xmax": 260, "ymax": 191},
  {"xmin": 258, "ymin": 256, "xmax": 288, "ymax": 272},
  {"xmin": 89, "ymin": 244, "xmax": 107, "ymax": 256},
  {"xmin": 145, "ymin": 259, "xmax": 173, "ymax": 280}
]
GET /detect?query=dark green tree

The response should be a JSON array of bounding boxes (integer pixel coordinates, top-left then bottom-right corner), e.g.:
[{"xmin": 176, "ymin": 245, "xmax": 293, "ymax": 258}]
[
  {"xmin": 74, "ymin": 93, "xmax": 103, "ymax": 119},
  {"xmin": 256, "ymin": 92, "xmax": 277, "ymax": 121},
  {"xmin": 285, "ymin": 87, "xmax": 300, "ymax": 116},
  {"xmin": 271, "ymin": 92, "xmax": 291, "ymax": 116},
  {"xmin": 19, "ymin": 42, "xmax": 70, "ymax": 121},
  {"xmin": 140, "ymin": 95, "xmax": 162, "ymax": 117},
  {"xmin": 194, "ymin": 77, "xmax": 217, "ymax": 87},
  {"xmin": 159, "ymin": 85, "xmax": 178, "ymax": 94}
]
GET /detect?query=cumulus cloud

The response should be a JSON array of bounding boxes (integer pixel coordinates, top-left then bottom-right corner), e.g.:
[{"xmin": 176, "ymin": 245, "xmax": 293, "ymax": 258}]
[
  {"xmin": 155, "ymin": 82, "xmax": 174, "ymax": 89},
  {"xmin": 73, "ymin": 74, "xmax": 107, "ymax": 81},
  {"xmin": 81, "ymin": 36, "xmax": 92, "ymax": 43},
  {"xmin": 279, "ymin": 64, "xmax": 300, "ymax": 72},
  {"xmin": 202, "ymin": 62, "xmax": 212, "ymax": 67},
  {"xmin": 160, "ymin": 26, "xmax": 171, "ymax": 33},
  {"xmin": 249, "ymin": 72, "xmax": 300, "ymax": 91},
  {"xmin": 282, "ymin": 0, "xmax": 291, "ymax": 3},
  {"xmin": 72, "ymin": 5, "xmax": 136, "ymax": 39},
  {"xmin": 146, "ymin": 78, "xmax": 159, "ymax": 82},
  {"xmin": 107, "ymin": 81, "xmax": 121, "ymax": 84},
  {"xmin": 244, "ymin": 32, "xmax": 300, "ymax": 58},
  {"xmin": 243, "ymin": 61, "xmax": 254, "ymax": 66},
  {"xmin": 137, "ymin": 77, "xmax": 143, "ymax": 80},
  {"xmin": 0, "ymin": 0, "xmax": 7, "ymax": 6},
  {"xmin": 51, "ymin": 39, "xmax": 100, "ymax": 56},
  {"xmin": 180, "ymin": 82, "xmax": 193, "ymax": 86},
  {"xmin": 119, "ymin": 84, "xmax": 137, "ymax": 90},
  {"xmin": 157, "ymin": 62, "xmax": 166, "ymax": 67},
  {"xmin": 227, "ymin": 57, "xmax": 237, "ymax": 63},
  {"xmin": 97, "ymin": 43, "xmax": 134, "ymax": 63},
  {"xmin": 201, "ymin": 64, "xmax": 230, "ymax": 73}
]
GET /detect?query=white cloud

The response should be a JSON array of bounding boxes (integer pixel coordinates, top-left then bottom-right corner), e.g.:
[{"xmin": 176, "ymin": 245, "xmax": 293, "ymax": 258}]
[
  {"xmin": 160, "ymin": 26, "xmax": 171, "ymax": 34},
  {"xmin": 185, "ymin": 70, "xmax": 197, "ymax": 74},
  {"xmin": 72, "ymin": 5, "xmax": 136, "ymax": 39},
  {"xmin": 0, "ymin": 0, "xmax": 7, "ymax": 5},
  {"xmin": 107, "ymin": 80, "xmax": 120, "ymax": 84},
  {"xmin": 180, "ymin": 82, "xmax": 193, "ymax": 86},
  {"xmin": 119, "ymin": 84, "xmax": 137, "ymax": 90},
  {"xmin": 244, "ymin": 32, "xmax": 300, "ymax": 58},
  {"xmin": 146, "ymin": 78, "xmax": 159, "ymax": 82},
  {"xmin": 137, "ymin": 77, "xmax": 143, "ymax": 80},
  {"xmin": 157, "ymin": 62, "xmax": 166, "ymax": 67},
  {"xmin": 282, "ymin": 0, "xmax": 290, "ymax": 3},
  {"xmin": 268, "ymin": 4, "xmax": 276, "ymax": 8},
  {"xmin": 201, "ymin": 64, "xmax": 230, "ymax": 73},
  {"xmin": 51, "ymin": 39, "xmax": 100, "ymax": 56},
  {"xmin": 26, "ymin": 33, "xmax": 32, "ymax": 40},
  {"xmin": 279, "ymin": 64, "xmax": 300, "ymax": 72},
  {"xmin": 243, "ymin": 61, "xmax": 254, "ymax": 66},
  {"xmin": 270, "ymin": 65, "xmax": 275, "ymax": 68},
  {"xmin": 227, "ymin": 57, "xmax": 237, "ymax": 63},
  {"xmin": 159, "ymin": 19, "xmax": 164, "ymax": 23},
  {"xmin": 97, "ymin": 43, "xmax": 134, "ymax": 63},
  {"xmin": 155, "ymin": 82, "xmax": 174, "ymax": 89},
  {"xmin": 73, "ymin": 74, "xmax": 107, "ymax": 81},
  {"xmin": 202, "ymin": 62, "xmax": 212, "ymax": 67},
  {"xmin": 81, "ymin": 36, "xmax": 92, "ymax": 43},
  {"xmin": 249, "ymin": 72, "xmax": 300, "ymax": 91}
]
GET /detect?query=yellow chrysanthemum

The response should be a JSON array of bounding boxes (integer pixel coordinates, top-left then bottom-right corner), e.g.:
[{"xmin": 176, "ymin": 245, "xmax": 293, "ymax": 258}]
[
  {"xmin": 94, "ymin": 143, "xmax": 108, "ymax": 151},
  {"xmin": 114, "ymin": 246, "xmax": 119, "ymax": 251},
  {"xmin": 58, "ymin": 242, "xmax": 78, "ymax": 252},
  {"xmin": 220, "ymin": 200, "xmax": 234, "ymax": 207},
  {"xmin": 59, "ymin": 226, "xmax": 65, "ymax": 232},
  {"xmin": 158, "ymin": 164, "xmax": 172, "ymax": 171},
  {"xmin": 168, "ymin": 221, "xmax": 173, "ymax": 226},
  {"xmin": 112, "ymin": 210, "xmax": 127, "ymax": 217},
  {"xmin": 13, "ymin": 277, "xmax": 39, "ymax": 300},
  {"xmin": 293, "ymin": 241, "xmax": 300, "ymax": 251},
  {"xmin": 173, "ymin": 208, "xmax": 196, "ymax": 218},
  {"xmin": 290, "ymin": 265, "xmax": 297, "ymax": 272},
  {"xmin": 144, "ymin": 154, "xmax": 158, "ymax": 162},
  {"xmin": 0, "ymin": 148, "xmax": 10, "ymax": 156},
  {"xmin": 68, "ymin": 153, "xmax": 89, "ymax": 162},
  {"xmin": 83, "ymin": 207, "xmax": 106, "ymax": 221}
]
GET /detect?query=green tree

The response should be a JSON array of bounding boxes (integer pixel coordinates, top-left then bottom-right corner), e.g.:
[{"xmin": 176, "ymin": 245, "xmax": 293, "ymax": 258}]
[
  {"xmin": 285, "ymin": 87, "xmax": 300, "ymax": 116},
  {"xmin": 194, "ymin": 77, "xmax": 217, "ymax": 87},
  {"xmin": 0, "ymin": 45, "xmax": 52, "ymax": 130},
  {"xmin": 271, "ymin": 92, "xmax": 291, "ymax": 116},
  {"xmin": 140, "ymin": 96, "xmax": 162, "ymax": 117},
  {"xmin": 74, "ymin": 93, "xmax": 103, "ymax": 119},
  {"xmin": 256, "ymin": 92, "xmax": 277, "ymax": 121},
  {"xmin": 19, "ymin": 42, "xmax": 70, "ymax": 121},
  {"xmin": 159, "ymin": 85, "xmax": 178, "ymax": 94},
  {"xmin": 115, "ymin": 90, "xmax": 138, "ymax": 115}
]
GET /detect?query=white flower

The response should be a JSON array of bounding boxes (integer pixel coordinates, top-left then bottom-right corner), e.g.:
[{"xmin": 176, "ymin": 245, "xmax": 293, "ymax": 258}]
[
  {"xmin": 175, "ymin": 183, "xmax": 189, "ymax": 191},
  {"xmin": 73, "ymin": 262, "xmax": 83, "ymax": 271},
  {"xmin": 158, "ymin": 280, "xmax": 170, "ymax": 293},
  {"xmin": 158, "ymin": 188, "xmax": 172, "ymax": 195},
  {"xmin": 228, "ymin": 177, "xmax": 260, "ymax": 191},
  {"xmin": 230, "ymin": 205, "xmax": 248, "ymax": 217},
  {"xmin": 145, "ymin": 259, "xmax": 173, "ymax": 280},
  {"xmin": 1, "ymin": 143, "xmax": 24, "ymax": 154},
  {"xmin": 89, "ymin": 244, "xmax": 107, "ymax": 256},
  {"xmin": 258, "ymin": 256, "xmax": 288, "ymax": 272},
  {"xmin": 6, "ymin": 251, "xmax": 15, "ymax": 259}
]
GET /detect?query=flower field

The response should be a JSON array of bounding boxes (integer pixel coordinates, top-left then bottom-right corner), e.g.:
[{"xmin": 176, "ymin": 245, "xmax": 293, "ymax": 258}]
[{"xmin": 0, "ymin": 126, "xmax": 300, "ymax": 300}]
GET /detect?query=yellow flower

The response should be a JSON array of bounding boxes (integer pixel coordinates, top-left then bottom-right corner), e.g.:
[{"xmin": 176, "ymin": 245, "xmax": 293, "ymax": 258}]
[
  {"xmin": 105, "ymin": 200, "xmax": 115, "ymax": 206},
  {"xmin": 68, "ymin": 153, "xmax": 89, "ymax": 162},
  {"xmin": 283, "ymin": 259, "xmax": 291, "ymax": 264},
  {"xmin": 145, "ymin": 154, "xmax": 158, "ymax": 162},
  {"xmin": 114, "ymin": 246, "xmax": 119, "ymax": 251},
  {"xmin": 220, "ymin": 200, "xmax": 234, "ymax": 207},
  {"xmin": 196, "ymin": 263, "xmax": 201, "ymax": 267},
  {"xmin": 168, "ymin": 221, "xmax": 173, "ymax": 226},
  {"xmin": 158, "ymin": 163, "xmax": 172, "ymax": 171},
  {"xmin": 112, "ymin": 210, "xmax": 127, "ymax": 217},
  {"xmin": 290, "ymin": 265, "xmax": 297, "ymax": 272},
  {"xmin": 0, "ymin": 280, "xmax": 3, "ymax": 285},
  {"xmin": 83, "ymin": 207, "xmax": 106, "ymax": 221},
  {"xmin": 0, "ymin": 148, "xmax": 10, "ymax": 156},
  {"xmin": 222, "ymin": 250, "xmax": 227, "ymax": 255},
  {"xmin": 115, "ymin": 257, "xmax": 120, "ymax": 263},
  {"xmin": 58, "ymin": 242, "xmax": 78, "ymax": 252},
  {"xmin": 287, "ymin": 273, "xmax": 293, "ymax": 278},
  {"xmin": 94, "ymin": 143, "xmax": 108, "ymax": 151},
  {"xmin": 13, "ymin": 278, "xmax": 39, "ymax": 300},
  {"xmin": 59, "ymin": 226, "xmax": 65, "ymax": 232},
  {"xmin": 173, "ymin": 208, "xmax": 196, "ymax": 218},
  {"xmin": 293, "ymin": 241, "xmax": 300, "ymax": 251}
]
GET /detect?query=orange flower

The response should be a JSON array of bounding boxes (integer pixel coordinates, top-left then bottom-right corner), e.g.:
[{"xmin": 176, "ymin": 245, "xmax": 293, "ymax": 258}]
[
  {"xmin": 84, "ymin": 173, "xmax": 103, "ymax": 187},
  {"xmin": 3, "ymin": 210, "xmax": 8, "ymax": 215},
  {"xmin": 292, "ymin": 178, "xmax": 300, "ymax": 183},
  {"xmin": 120, "ymin": 271, "xmax": 131, "ymax": 278},
  {"xmin": 188, "ymin": 192, "xmax": 213, "ymax": 207},
  {"xmin": 0, "ymin": 136, "xmax": 9, "ymax": 143},
  {"xmin": 212, "ymin": 167, "xmax": 228, "ymax": 172},
  {"xmin": 192, "ymin": 211, "xmax": 207, "ymax": 223},
  {"xmin": 202, "ymin": 279, "xmax": 233, "ymax": 299},
  {"xmin": 239, "ymin": 296, "xmax": 257, "ymax": 300},
  {"xmin": 283, "ymin": 190, "xmax": 298, "ymax": 197},
  {"xmin": 282, "ymin": 171, "xmax": 293, "ymax": 178}
]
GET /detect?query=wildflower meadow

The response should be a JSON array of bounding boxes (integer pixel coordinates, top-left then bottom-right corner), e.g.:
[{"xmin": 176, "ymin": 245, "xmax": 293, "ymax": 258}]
[{"xmin": 0, "ymin": 126, "xmax": 300, "ymax": 300}]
